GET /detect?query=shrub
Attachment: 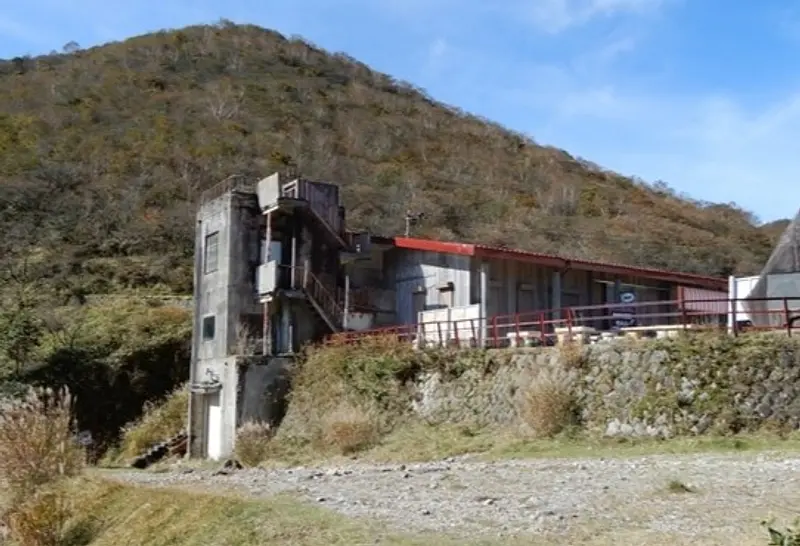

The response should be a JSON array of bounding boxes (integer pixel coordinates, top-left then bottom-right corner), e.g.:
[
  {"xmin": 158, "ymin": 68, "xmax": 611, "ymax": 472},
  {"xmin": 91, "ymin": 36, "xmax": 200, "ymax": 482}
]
[
  {"xmin": 763, "ymin": 518, "xmax": 800, "ymax": 545},
  {"xmin": 235, "ymin": 421, "xmax": 274, "ymax": 467},
  {"xmin": 0, "ymin": 388, "xmax": 84, "ymax": 502},
  {"xmin": 519, "ymin": 365, "xmax": 578, "ymax": 438},
  {"xmin": 0, "ymin": 387, "xmax": 84, "ymax": 546},
  {"xmin": 282, "ymin": 335, "xmax": 437, "ymax": 443},
  {"xmin": 556, "ymin": 340, "xmax": 586, "ymax": 369},
  {"xmin": 320, "ymin": 401, "xmax": 380, "ymax": 454},
  {"xmin": 6, "ymin": 489, "xmax": 71, "ymax": 546},
  {"xmin": 114, "ymin": 383, "xmax": 188, "ymax": 461}
]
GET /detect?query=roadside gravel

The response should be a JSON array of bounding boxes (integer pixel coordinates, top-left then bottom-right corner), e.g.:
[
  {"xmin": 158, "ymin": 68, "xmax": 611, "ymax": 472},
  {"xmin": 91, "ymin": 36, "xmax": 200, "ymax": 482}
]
[{"xmin": 108, "ymin": 451, "xmax": 800, "ymax": 542}]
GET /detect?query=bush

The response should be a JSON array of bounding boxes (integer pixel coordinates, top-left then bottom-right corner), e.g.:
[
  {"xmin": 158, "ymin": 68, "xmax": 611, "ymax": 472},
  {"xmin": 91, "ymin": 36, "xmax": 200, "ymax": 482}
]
[
  {"xmin": 281, "ymin": 336, "xmax": 434, "ymax": 442},
  {"xmin": 763, "ymin": 518, "xmax": 800, "ymax": 545},
  {"xmin": 556, "ymin": 340, "xmax": 586, "ymax": 369},
  {"xmin": 519, "ymin": 365, "xmax": 578, "ymax": 438},
  {"xmin": 320, "ymin": 402, "xmax": 380, "ymax": 454},
  {"xmin": 235, "ymin": 421, "xmax": 274, "ymax": 467},
  {"xmin": 0, "ymin": 387, "xmax": 84, "ymax": 546},
  {"xmin": 6, "ymin": 489, "xmax": 71, "ymax": 546},
  {"xmin": 113, "ymin": 383, "xmax": 188, "ymax": 461}
]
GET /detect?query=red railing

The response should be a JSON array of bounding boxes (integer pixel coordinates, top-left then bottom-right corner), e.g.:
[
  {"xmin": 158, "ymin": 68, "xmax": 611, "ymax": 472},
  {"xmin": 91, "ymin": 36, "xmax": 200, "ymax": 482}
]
[
  {"xmin": 326, "ymin": 297, "xmax": 800, "ymax": 347},
  {"xmin": 327, "ymin": 324, "xmax": 418, "ymax": 345}
]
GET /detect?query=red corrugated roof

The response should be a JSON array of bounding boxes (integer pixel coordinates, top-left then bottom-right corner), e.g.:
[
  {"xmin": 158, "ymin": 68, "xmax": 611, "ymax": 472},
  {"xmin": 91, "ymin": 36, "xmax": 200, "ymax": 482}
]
[{"xmin": 390, "ymin": 236, "xmax": 727, "ymax": 290}]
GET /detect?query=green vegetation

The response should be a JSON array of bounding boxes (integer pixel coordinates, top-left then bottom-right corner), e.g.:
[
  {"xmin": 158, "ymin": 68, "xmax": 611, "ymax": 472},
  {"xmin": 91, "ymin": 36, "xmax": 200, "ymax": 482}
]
[
  {"xmin": 104, "ymin": 383, "xmax": 189, "ymax": 465},
  {"xmin": 62, "ymin": 478, "xmax": 469, "ymax": 546},
  {"xmin": 0, "ymin": 20, "xmax": 786, "ymax": 303},
  {"xmin": 763, "ymin": 519, "xmax": 800, "ymax": 545},
  {"xmin": 664, "ymin": 479, "xmax": 695, "ymax": 494},
  {"xmin": 626, "ymin": 332, "xmax": 800, "ymax": 435},
  {"xmin": 0, "ymin": 277, "xmax": 190, "ymax": 458},
  {"xmin": 0, "ymin": 20, "xmax": 789, "ymax": 466}
]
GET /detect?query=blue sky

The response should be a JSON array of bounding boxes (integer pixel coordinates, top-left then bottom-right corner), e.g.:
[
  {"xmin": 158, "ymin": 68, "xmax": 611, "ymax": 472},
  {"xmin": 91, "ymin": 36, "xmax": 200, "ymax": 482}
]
[{"xmin": 1, "ymin": 0, "xmax": 798, "ymax": 223}]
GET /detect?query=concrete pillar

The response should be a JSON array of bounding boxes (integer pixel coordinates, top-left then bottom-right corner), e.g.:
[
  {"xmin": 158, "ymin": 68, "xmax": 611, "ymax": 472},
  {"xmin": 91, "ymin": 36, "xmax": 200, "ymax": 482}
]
[
  {"xmin": 343, "ymin": 272, "xmax": 350, "ymax": 329},
  {"xmin": 552, "ymin": 270, "xmax": 562, "ymax": 320},
  {"xmin": 479, "ymin": 260, "xmax": 488, "ymax": 346},
  {"xmin": 727, "ymin": 275, "xmax": 737, "ymax": 334},
  {"xmin": 506, "ymin": 260, "xmax": 517, "ymax": 315},
  {"xmin": 280, "ymin": 303, "xmax": 292, "ymax": 354},
  {"xmin": 290, "ymin": 220, "xmax": 297, "ymax": 289}
]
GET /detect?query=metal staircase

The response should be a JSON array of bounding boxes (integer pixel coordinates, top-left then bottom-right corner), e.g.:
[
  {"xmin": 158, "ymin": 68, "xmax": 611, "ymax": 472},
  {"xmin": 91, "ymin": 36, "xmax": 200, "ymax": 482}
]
[
  {"xmin": 256, "ymin": 174, "xmax": 352, "ymax": 337},
  {"xmin": 295, "ymin": 265, "xmax": 344, "ymax": 332}
]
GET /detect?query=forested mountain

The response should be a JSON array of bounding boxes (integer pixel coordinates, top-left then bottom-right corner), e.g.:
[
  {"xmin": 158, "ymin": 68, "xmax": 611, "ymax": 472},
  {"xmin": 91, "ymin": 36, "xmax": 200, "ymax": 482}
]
[{"xmin": 0, "ymin": 21, "xmax": 783, "ymax": 299}]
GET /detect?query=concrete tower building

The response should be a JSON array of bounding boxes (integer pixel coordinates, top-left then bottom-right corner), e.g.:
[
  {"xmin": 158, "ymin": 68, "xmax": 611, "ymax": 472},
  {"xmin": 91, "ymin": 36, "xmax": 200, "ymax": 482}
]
[{"xmin": 188, "ymin": 173, "xmax": 360, "ymax": 460}]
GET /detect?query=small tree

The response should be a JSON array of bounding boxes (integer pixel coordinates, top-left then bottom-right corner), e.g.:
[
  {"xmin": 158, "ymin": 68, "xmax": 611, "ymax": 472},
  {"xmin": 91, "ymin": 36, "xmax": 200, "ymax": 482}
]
[
  {"xmin": 0, "ymin": 307, "xmax": 43, "ymax": 374},
  {"xmin": 0, "ymin": 388, "xmax": 84, "ymax": 546}
]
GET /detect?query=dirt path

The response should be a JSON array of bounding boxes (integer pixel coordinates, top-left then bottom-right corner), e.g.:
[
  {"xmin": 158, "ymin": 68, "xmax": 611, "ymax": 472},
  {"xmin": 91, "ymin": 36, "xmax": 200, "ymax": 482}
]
[{"xmin": 109, "ymin": 451, "xmax": 800, "ymax": 544}]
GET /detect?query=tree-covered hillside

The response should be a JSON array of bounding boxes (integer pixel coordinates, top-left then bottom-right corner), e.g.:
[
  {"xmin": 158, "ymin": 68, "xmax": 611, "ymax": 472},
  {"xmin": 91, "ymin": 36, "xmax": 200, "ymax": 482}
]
[{"xmin": 0, "ymin": 21, "xmax": 783, "ymax": 299}]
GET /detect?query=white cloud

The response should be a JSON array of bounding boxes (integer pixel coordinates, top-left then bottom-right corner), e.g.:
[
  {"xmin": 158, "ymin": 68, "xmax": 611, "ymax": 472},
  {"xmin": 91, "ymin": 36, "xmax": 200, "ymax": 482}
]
[
  {"xmin": 517, "ymin": 0, "xmax": 666, "ymax": 32},
  {"xmin": 541, "ymin": 84, "xmax": 800, "ymax": 220},
  {"xmin": 418, "ymin": 19, "xmax": 799, "ymax": 221}
]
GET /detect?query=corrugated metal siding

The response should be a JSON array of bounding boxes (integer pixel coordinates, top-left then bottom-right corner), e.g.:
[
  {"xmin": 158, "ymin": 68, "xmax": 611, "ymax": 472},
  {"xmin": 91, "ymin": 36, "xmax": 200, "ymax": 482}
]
[
  {"xmin": 679, "ymin": 286, "xmax": 728, "ymax": 314},
  {"xmin": 393, "ymin": 250, "xmax": 471, "ymax": 324},
  {"xmin": 483, "ymin": 259, "xmax": 556, "ymax": 316}
]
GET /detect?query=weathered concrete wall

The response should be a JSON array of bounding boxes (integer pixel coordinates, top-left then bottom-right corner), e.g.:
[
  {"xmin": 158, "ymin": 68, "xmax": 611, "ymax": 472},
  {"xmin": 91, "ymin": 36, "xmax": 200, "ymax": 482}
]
[{"xmin": 239, "ymin": 356, "xmax": 293, "ymax": 428}]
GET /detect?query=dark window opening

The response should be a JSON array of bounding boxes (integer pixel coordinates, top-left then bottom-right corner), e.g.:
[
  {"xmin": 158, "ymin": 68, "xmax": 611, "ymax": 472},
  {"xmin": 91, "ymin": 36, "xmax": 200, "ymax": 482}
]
[
  {"xmin": 202, "ymin": 315, "xmax": 216, "ymax": 341},
  {"xmin": 204, "ymin": 232, "xmax": 220, "ymax": 274}
]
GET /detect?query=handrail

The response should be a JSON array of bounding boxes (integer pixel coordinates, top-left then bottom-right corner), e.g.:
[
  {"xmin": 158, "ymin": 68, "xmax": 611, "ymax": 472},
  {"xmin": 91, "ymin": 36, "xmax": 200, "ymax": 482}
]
[
  {"xmin": 275, "ymin": 263, "xmax": 344, "ymax": 331},
  {"xmin": 326, "ymin": 296, "xmax": 800, "ymax": 346},
  {"xmin": 302, "ymin": 266, "xmax": 344, "ymax": 330},
  {"xmin": 279, "ymin": 180, "xmax": 343, "ymax": 239},
  {"xmin": 200, "ymin": 174, "xmax": 254, "ymax": 203}
]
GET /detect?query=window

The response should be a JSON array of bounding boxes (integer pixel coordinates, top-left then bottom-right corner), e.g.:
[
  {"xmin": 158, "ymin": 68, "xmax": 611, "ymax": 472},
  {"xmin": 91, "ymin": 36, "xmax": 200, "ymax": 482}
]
[
  {"xmin": 204, "ymin": 232, "xmax": 220, "ymax": 274},
  {"xmin": 202, "ymin": 315, "xmax": 216, "ymax": 341}
]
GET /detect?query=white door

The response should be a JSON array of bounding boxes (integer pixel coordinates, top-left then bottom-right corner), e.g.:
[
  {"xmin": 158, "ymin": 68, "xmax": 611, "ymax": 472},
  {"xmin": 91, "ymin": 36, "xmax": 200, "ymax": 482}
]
[{"xmin": 206, "ymin": 392, "xmax": 222, "ymax": 460}]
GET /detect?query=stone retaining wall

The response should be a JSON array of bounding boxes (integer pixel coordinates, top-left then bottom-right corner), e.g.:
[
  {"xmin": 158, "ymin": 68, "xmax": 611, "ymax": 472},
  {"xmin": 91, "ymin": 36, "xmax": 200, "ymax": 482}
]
[
  {"xmin": 409, "ymin": 333, "xmax": 800, "ymax": 437},
  {"xmin": 281, "ymin": 332, "xmax": 800, "ymax": 440}
]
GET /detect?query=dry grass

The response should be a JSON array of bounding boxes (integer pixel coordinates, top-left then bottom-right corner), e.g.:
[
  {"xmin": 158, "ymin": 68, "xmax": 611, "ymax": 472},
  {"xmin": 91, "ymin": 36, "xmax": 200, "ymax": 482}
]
[
  {"xmin": 519, "ymin": 365, "xmax": 578, "ymax": 438},
  {"xmin": 320, "ymin": 402, "xmax": 380, "ymax": 455},
  {"xmin": 62, "ymin": 477, "xmax": 471, "ymax": 546},
  {"xmin": 112, "ymin": 383, "xmax": 188, "ymax": 462},
  {"xmin": 0, "ymin": 388, "xmax": 84, "ymax": 546},
  {"xmin": 6, "ymin": 489, "xmax": 72, "ymax": 546},
  {"xmin": 233, "ymin": 320, "xmax": 261, "ymax": 356},
  {"xmin": 235, "ymin": 421, "xmax": 274, "ymax": 467},
  {"xmin": 665, "ymin": 479, "xmax": 695, "ymax": 494},
  {"xmin": 556, "ymin": 340, "xmax": 586, "ymax": 369},
  {"xmin": 278, "ymin": 335, "xmax": 430, "ymax": 452}
]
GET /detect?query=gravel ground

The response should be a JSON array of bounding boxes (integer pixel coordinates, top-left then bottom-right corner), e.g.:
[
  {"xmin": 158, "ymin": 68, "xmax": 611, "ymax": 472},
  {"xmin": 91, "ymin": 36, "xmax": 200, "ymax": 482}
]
[{"xmin": 109, "ymin": 451, "xmax": 800, "ymax": 542}]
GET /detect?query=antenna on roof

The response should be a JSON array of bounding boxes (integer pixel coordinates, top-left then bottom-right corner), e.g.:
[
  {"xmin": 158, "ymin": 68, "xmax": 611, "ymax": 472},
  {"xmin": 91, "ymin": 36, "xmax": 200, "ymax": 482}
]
[{"xmin": 404, "ymin": 210, "xmax": 424, "ymax": 237}]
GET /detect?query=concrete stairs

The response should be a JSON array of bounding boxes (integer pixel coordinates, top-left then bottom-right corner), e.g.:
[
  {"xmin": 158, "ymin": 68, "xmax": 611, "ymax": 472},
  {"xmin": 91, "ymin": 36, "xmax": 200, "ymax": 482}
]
[{"xmin": 130, "ymin": 430, "xmax": 188, "ymax": 469}]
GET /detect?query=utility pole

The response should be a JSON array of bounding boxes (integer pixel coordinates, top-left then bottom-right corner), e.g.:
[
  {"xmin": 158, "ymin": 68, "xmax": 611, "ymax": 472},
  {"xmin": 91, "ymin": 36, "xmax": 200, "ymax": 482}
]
[{"xmin": 404, "ymin": 210, "xmax": 424, "ymax": 237}]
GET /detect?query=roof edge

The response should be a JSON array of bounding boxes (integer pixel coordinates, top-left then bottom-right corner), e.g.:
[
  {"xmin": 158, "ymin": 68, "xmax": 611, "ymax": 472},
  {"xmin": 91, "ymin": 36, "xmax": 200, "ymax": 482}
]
[
  {"xmin": 390, "ymin": 237, "xmax": 726, "ymax": 290},
  {"xmin": 392, "ymin": 237, "xmax": 475, "ymax": 256}
]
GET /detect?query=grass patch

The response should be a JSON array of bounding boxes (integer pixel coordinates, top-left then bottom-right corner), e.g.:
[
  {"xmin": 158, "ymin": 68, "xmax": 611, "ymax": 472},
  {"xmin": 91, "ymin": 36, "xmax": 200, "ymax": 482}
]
[
  {"xmin": 234, "ymin": 421, "xmax": 274, "ymax": 467},
  {"xmin": 0, "ymin": 388, "xmax": 85, "ymax": 546},
  {"xmin": 105, "ymin": 383, "xmax": 188, "ymax": 464},
  {"xmin": 519, "ymin": 365, "xmax": 579, "ymax": 438},
  {"xmin": 64, "ymin": 477, "xmax": 475, "ymax": 546},
  {"xmin": 320, "ymin": 401, "xmax": 380, "ymax": 455},
  {"xmin": 261, "ymin": 420, "xmax": 800, "ymax": 467},
  {"xmin": 363, "ymin": 425, "xmax": 800, "ymax": 463},
  {"xmin": 665, "ymin": 479, "xmax": 695, "ymax": 494}
]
